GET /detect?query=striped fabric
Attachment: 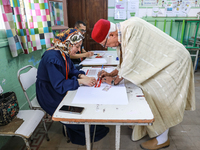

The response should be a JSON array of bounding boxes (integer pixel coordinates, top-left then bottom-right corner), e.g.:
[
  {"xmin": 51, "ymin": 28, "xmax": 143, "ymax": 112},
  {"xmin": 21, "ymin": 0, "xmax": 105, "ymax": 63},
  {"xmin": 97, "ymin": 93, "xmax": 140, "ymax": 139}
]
[
  {"xmin": 116, "ymin": 17, "xmax": 195, "ymax": 140},
  {"xmin": 0, "ymin": 0, "xmax": 54, "ymax": 57}
]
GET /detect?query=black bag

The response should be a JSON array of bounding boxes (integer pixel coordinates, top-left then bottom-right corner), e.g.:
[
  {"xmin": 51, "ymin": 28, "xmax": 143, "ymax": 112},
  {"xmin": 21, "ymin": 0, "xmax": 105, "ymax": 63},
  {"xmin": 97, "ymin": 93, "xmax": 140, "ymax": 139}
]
[{"xmin": 0, "ymin": 92, "xmax": 19, "ymax": 126}]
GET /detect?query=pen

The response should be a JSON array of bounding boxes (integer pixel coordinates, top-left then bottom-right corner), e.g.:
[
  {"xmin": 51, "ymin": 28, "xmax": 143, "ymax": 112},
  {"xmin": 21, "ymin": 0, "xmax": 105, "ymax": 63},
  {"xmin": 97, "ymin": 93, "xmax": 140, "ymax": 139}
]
[
  {"xmin": 136, "ymin": 95, "xmax": 144, "ymax": 97},
  {"xmin": 100, "ymin": 65, "xmax": 104, "ymax": 77},
  {"xmin": 95, "ymin": 65, "xmax": 104, "ymax": 88},
  {"xmin": 97, "ymin": 65, "xmax": 104, "ymax": 87}
]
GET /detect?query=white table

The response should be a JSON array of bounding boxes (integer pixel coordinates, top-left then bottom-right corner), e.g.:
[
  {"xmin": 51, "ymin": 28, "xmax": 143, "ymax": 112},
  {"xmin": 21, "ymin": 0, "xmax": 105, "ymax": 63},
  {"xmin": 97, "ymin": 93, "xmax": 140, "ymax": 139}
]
[
  {"xmin": 52, "ymin": 80, "xmax": 154, "ymax": 150},
  {"xmin": 80, "ymin": 51, "xmax": 119, "ymax": 66}
]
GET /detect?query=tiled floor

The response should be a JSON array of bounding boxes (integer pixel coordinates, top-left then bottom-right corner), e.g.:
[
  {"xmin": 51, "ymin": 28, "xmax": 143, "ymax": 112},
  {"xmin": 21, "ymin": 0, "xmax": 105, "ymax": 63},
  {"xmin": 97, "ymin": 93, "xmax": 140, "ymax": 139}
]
[{"xmin": 2, "ymin": 71, "xmax": 200, "ymax": 150}]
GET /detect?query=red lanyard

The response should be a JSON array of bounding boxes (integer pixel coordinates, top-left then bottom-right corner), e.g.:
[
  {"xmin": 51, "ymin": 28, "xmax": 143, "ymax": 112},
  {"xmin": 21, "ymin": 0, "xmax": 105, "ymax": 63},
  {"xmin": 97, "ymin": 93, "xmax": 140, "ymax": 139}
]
[{"xmin": 61, "ymin": 52, "xmax": 69, "ymax": 79}]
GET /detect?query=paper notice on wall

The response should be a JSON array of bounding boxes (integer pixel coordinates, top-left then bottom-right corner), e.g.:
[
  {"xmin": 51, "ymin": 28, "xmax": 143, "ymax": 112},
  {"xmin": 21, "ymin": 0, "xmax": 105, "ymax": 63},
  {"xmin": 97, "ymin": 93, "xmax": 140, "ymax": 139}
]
[
  {"xmin": 142, "ymin": 0, "xmax": 158, "ymax": 6},
  {"xmin": 174, "ymin": 3, "xmax": 183, "ymax": 16},
  {"xmin": 127, "ymin": 0, "xmax": 139, "ymax": 10},
  {"xmin": 115, "ymin": 10, "xmax": 127, "ymax": 19},
  {"xmin": 173, "ymin": 3, "xmax": 185, "ymax": 16},
  {"xmin": 127, "ymin": 0, "xmax": 139, "ymax": 19},
  {"xmin": 165, "ymin": 3, "xmax": 176, "ymax": 16},
  {"xmin": 115, "ymin": 0, "xmax": 127, "ymax": 19},
  {"xmin": 152, "ymin": 7, "xmax": 164, "ymax": 16},
  {"xmin": 182, "ymin": 0, "xmax": 196, "ymax": 7},
  {"xmin": 182, "ymin": 3, "xmax": 191, "ymax": 14},
  {"xmin": 115, "ymin": 0, "xmax": 127, "ymax": 9}
]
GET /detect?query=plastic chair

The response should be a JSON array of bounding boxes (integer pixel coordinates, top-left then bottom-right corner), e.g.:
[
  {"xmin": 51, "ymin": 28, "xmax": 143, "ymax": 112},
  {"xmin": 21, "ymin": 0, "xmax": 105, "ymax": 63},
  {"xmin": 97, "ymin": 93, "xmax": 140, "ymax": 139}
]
[{"xmin": 17, "ymin": 65, "xmax": 49, "ymax": 141}]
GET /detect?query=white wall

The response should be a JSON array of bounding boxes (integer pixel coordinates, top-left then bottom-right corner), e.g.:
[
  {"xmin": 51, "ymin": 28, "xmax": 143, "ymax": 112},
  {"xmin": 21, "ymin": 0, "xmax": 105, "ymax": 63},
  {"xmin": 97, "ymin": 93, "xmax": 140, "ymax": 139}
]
[{"xmin": 108, "ymin": 0, "xmax": 200, "ymax": 18}]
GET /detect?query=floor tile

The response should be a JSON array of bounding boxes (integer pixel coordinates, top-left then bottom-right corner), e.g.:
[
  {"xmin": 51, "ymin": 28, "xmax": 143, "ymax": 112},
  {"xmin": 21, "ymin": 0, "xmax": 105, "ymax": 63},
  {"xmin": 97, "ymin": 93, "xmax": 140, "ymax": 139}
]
[
  {"xmin": 188, "ymin": 136, "xmax": 200, "ymax": 148},
  {"xmin": 169, "ymin": 124, "xmax": 187, "ymax": 136},
  {"xmin": 171, "ymin": 135, "xmax": 196, "ymax": 149},
  {"xmin": 181, "ymin": 125, "xmax": 200, "ymax": 136}
]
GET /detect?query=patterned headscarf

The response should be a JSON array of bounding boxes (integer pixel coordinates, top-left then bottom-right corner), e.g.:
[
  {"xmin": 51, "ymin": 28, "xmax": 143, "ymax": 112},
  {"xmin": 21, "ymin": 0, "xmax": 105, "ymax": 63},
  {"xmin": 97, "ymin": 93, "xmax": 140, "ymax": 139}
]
[
  {"xmin": 47, "ymin": 28, "xmax": 84, "ymax": 80},
  {"xmin": 48, "ymin": 28, "xmax": 84, "ymax": 55}
]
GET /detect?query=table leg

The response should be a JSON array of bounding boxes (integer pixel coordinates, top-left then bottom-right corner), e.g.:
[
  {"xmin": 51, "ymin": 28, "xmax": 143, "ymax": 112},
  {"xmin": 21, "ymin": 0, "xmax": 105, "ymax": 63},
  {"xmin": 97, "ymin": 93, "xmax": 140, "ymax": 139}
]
[
  {"xmin": 84, "ymin": 124, "xmax": 91, "ymax": 150},
  {"xmin": 115, "ymin": 125, "xmax": 121, "ymax": 150},
  {"xmin": 91, "ymin": 125, "xmax": 96, "ymax": 150}
]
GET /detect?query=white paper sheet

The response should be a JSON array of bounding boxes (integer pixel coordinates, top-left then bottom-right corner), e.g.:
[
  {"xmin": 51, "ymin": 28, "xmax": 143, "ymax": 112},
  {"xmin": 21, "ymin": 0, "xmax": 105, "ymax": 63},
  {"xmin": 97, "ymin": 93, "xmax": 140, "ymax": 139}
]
[
  {"xmin": 143, "ymin": 0, "xmax": 157, "ymax": 6},
  {"xmin": 80, "ymin": 58, "xmax": 107, "ymax": 65},
  {"xmin": 72, "ymin": 82, "xmax": 128, "ymax": 105},
  {"xmin": 127, "ymin": 0, "xmax": 139, "ymax": 18},
  {"xmin": 115, "ymin": 10, "xmax": 127, "ymax": 19}
]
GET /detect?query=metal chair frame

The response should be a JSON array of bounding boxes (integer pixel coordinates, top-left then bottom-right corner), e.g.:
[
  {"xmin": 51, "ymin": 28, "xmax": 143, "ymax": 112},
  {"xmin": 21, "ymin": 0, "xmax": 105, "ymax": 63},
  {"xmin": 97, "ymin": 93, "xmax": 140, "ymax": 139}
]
[{"xmin": 17, "ymin": 65, "xmax": 49, "ymax": 141}]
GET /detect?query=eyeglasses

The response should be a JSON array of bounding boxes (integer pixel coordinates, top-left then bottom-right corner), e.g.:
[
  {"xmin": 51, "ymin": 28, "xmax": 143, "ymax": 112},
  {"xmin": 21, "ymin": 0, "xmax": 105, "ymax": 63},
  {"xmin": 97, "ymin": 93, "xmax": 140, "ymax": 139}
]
[
  {"xmin": 77, "ymin": 27, "xmax": 86, "ymax": 33},
  {"xmin": 100, "ymin": 37, "xmax": 108, "ymax": 48}
]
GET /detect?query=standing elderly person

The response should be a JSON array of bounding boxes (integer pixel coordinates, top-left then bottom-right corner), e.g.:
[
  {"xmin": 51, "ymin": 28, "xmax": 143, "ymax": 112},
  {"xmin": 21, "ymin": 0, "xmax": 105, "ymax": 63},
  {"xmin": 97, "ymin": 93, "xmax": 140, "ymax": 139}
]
[
  {"xmin": 36, "ymin": 28, "xmax": 109, "ymax": 145},
  {"xmin": 91, "ymin": 18, "xmax": 195, "ymax": 150}
]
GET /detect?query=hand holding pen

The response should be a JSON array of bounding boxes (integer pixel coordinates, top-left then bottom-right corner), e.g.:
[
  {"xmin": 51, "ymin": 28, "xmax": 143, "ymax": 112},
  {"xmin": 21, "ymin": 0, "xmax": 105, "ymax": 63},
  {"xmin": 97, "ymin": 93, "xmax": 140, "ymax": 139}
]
[
  {"xmin": 98, "ymin": 65, "xmax": 104, "ymax": 78},
  {"xmin": 95, "ymin": 65, "xmax": 104, "ymax": 87},
  {"xmin": 98, "ymin": 67, "xmax": 111, "ymax": 79}
]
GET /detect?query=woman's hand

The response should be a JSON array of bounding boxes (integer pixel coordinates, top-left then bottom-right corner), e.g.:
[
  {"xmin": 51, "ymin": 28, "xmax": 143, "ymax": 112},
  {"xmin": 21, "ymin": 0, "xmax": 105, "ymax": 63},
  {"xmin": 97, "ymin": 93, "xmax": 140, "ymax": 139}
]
[
  {"xmin": 78, "ymin": 76, "xmax": 97, "ymax": 87},
  {"xmin": 88, "ymin": 51, "xmax": 94, "ymax": 57},
  {"xmin": 84, "ymin": 51, "xmax": 94, "ymax": 57}
]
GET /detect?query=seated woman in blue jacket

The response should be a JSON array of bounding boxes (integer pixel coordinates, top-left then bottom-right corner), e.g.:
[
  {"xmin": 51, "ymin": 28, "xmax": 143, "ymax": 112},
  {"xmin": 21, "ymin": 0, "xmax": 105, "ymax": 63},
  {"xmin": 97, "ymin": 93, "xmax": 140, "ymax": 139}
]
[{"xmin": 36, "ymin": 28, "xmax": 109, "ymax": 145}]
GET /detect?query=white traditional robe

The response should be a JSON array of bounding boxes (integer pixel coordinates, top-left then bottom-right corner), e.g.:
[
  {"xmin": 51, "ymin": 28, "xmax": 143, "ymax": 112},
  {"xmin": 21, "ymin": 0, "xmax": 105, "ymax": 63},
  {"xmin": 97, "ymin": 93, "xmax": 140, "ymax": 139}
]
[{"xmin": 116, "ymin": 17, "xmax": 195, "ymax": 140}]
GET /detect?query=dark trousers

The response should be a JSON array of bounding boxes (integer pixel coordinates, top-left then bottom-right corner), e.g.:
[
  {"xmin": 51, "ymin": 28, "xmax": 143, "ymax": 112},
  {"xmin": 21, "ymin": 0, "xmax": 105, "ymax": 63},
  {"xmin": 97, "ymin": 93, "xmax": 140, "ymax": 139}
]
[{"xmin": 62, "ymin": 123, "xmax": 109, "ymax": 145}]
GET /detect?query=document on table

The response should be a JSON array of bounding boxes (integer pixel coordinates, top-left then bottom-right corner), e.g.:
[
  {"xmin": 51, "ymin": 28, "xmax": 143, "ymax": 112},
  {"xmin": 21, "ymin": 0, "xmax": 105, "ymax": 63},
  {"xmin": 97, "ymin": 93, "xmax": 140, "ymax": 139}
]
[
  {"xmin": 81, "ymin": 67, "xmax": 116, "ymax": 78},
  {"xmin": 72, "ymin": 81, "xmax": 129, "ymax": 105},
  {"xmin": 79, "ymin": 58, "xmax": 107, "ymax": 65}
]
